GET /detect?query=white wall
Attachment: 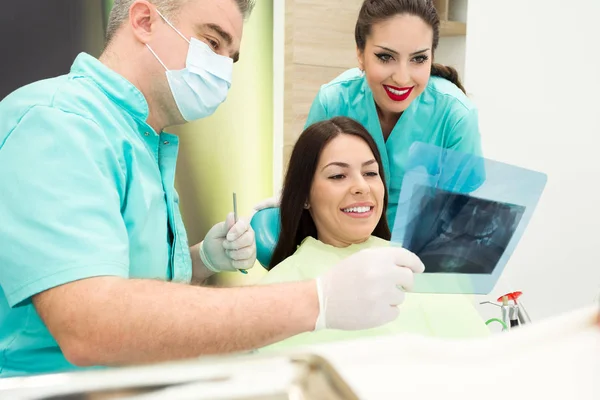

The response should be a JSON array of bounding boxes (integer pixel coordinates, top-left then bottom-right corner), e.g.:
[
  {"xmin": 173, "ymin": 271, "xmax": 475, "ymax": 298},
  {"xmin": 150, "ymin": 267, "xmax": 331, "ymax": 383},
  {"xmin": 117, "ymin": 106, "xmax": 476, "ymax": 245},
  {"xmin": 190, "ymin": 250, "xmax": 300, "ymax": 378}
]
[
  {"xmin": 464, "ymin": 0, "xmax": 600, "ymax": 324},
  {"xmin": 436, "ymin": 36, "xmax": 466, "ymax": 80}
]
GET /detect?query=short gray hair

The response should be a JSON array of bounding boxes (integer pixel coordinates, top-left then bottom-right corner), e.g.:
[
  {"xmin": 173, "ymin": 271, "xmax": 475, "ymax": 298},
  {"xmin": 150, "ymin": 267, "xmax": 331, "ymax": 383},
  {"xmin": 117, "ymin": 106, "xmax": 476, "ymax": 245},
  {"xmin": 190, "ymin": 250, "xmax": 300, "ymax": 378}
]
[{"xmin": 105, "ymin": 0, "xmax": 255, "ymax": 44}]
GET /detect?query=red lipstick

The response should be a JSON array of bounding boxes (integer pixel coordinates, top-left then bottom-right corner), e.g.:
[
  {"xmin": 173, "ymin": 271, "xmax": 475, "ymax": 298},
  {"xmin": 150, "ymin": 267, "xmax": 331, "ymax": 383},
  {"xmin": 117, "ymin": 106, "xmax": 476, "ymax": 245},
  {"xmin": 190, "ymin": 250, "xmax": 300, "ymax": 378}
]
[{"xmin": 383, "ymin": 85, "xmax": 413, "ymax": 101}]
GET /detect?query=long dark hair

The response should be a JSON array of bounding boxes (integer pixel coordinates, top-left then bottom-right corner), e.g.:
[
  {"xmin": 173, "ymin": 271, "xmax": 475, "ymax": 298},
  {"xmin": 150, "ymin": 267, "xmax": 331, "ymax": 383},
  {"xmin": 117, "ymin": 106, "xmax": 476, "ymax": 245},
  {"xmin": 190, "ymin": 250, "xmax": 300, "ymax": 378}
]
[
  {"xmin": 269, "ymin": 117, "xmax": 391, "ymax": 270},
  {"xmin": 355, "ymin": 0, "xmax": 466, "ymax": 93}
]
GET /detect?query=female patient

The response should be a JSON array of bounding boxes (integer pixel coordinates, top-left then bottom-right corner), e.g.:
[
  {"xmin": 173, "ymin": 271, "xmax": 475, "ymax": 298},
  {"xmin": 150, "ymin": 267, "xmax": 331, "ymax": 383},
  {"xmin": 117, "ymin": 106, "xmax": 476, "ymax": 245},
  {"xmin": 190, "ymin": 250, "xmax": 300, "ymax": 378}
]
[{"xmin": 259, "ymin": 117, "xmax": 489, "ymax": 350}]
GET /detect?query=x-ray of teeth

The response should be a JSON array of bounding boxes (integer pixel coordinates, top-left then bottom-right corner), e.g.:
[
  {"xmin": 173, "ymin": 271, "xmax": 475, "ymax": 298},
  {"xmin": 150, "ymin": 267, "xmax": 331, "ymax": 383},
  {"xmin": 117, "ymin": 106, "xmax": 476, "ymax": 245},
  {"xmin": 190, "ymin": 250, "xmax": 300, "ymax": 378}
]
[
  {"xmin": 390, "ymin": 142, "xmax": 547, "ymax": 293},
  {"xmin": 403, "ymin": 185, "xmax": 526, "ymax": 274}
]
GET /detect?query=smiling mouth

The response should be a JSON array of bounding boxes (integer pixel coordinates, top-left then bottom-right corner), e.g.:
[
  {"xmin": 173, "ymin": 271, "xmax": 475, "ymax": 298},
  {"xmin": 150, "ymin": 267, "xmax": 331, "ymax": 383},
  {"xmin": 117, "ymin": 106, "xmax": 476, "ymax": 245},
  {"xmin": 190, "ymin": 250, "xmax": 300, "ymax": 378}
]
[
  {"xmin": 383, "ymin": 85, "xmax": 413, "ymax": 101},
  {"xmin": 341, "ymin": 206, "xmax": 374, "ymax": 214},
  {"xmin": 386, "ymin": 86, "xmax": 410, "ymax": 95}
]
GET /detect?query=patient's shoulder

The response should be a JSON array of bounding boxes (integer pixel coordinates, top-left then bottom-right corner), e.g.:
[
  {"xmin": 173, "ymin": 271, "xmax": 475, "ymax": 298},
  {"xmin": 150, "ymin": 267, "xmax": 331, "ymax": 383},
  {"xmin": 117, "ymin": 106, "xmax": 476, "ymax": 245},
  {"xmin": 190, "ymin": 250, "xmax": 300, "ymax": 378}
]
[
  {"xmin": 259, "ymin": 256, "xmax": 301, "ymax": 284},
  {"xmin": 258, "ymin": 238, "xmax": 315, "ymax": 284},
  {"xmin": 259, "ymin": 237, "xmax": 339, "ymax": 284}
]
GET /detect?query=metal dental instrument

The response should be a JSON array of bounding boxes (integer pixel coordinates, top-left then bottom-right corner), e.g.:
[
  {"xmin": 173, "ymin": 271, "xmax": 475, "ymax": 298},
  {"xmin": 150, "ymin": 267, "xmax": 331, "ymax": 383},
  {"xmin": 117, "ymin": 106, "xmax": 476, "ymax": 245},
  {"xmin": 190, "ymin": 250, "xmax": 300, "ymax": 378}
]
[
  {"xmin": 233, "ymin": 192, "xmax": 238, "ymax": 222},
  {"xmin": 233, "ymin": 192, "xmax": 248, "ymax": 275}
]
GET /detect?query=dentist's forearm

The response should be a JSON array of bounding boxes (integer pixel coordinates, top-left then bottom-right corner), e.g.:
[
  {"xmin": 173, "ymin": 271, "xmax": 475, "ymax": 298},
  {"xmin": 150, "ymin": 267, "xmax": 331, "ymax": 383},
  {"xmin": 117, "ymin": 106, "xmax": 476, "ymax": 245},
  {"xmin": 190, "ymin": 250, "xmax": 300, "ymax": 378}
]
[{"xmin": 33, "ymin": 276, "xmax": 319, "ymax": 367}]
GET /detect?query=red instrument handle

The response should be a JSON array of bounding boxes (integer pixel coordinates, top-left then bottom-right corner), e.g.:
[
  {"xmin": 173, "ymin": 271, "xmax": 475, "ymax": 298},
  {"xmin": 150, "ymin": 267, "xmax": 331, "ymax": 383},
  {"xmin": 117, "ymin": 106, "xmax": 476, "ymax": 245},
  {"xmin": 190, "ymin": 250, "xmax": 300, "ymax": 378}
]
[{"xmin": 497, "ymin": 291, "xmax": 523, "ymax": 303}]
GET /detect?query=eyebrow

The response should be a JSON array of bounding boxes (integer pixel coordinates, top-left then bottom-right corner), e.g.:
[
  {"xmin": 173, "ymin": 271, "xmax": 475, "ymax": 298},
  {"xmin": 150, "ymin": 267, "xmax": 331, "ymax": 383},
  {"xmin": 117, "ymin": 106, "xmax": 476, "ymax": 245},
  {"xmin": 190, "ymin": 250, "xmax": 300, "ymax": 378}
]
[
  {"xmin": 198, "ymin": 23, "xmax": 240, "ymax": 62},
  {"xmin": 374, "ymin": 46, "xmax": 430, "ymax": 56},
  {"xmin": 322, "ymin": 159, "xmax": 377, "ymax": 171}
]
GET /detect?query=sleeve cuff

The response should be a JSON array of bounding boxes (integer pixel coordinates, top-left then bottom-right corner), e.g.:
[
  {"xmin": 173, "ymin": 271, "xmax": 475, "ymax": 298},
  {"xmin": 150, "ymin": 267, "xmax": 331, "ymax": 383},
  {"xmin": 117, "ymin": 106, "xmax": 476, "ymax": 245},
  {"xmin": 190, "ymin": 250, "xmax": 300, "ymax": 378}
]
[
  {"xmin": 7, "ymin": 262, "xmax": 129, "ymax": 308},
  {"xmin": 199, "ymin": 240, "xmax": 220, "ymax": 273}
]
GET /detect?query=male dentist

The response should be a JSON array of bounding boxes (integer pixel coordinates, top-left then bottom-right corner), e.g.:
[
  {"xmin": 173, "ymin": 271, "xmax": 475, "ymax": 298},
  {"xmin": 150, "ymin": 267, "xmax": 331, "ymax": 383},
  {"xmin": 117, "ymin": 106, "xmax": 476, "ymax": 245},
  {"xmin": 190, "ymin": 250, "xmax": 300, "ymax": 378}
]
[{"xmin": 0, "ymin": 0, "xmax": 424, "ymax": 377}]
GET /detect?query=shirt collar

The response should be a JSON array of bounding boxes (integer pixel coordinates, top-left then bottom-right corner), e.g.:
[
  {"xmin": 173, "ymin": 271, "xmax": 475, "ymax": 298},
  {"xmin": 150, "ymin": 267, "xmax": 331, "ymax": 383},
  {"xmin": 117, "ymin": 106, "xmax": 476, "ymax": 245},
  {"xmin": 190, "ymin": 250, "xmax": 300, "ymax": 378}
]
[{"xmin": 70, "ymin": 52, "xmax": 150, "ymax": 122}]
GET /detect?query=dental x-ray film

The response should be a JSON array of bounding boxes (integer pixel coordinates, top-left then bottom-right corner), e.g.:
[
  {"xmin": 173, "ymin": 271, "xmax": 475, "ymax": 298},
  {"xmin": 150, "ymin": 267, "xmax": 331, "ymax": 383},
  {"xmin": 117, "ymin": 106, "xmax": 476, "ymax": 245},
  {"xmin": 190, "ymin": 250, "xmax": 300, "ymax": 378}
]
[{"xmin": 391, "ymin": 142, "xmax": 547, "ymax": 294}]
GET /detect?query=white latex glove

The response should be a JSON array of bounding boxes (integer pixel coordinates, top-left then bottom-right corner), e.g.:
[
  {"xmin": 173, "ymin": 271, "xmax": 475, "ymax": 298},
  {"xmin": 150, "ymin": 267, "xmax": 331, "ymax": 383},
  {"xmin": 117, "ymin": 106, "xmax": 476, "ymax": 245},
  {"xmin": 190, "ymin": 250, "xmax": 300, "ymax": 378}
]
[
  {"xmin": 199, "ymin": 213, "xmax": 256, "ymax": 273},
  {"xmin": 249, "ymin": 192, "xmax": 281, "ymax": 219},
  {"xmin": 314, "ymin": 246, "xmax": 425, "ymax": 331}
]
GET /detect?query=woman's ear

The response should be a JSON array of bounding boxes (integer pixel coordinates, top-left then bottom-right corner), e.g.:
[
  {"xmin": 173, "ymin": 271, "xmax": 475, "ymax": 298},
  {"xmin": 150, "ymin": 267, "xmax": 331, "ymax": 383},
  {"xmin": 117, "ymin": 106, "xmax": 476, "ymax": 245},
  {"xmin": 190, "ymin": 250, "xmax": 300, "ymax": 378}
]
[{"xmin": 356, "ymin": 47, "xmax": 365, "ymax": 72}]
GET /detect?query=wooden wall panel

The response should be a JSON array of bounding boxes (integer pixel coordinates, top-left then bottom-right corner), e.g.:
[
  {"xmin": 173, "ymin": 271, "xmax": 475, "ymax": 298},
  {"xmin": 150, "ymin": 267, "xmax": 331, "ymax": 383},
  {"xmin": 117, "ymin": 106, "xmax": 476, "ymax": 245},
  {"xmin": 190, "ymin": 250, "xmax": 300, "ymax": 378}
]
[
  {"xmin": 293, "ymin": 0, "xmax": 362, "ymax": 68},
  {"xmin": 287, "ymin": 64, "xmax": 348, "ymax": 140},
  {"xmin": 283, "ymin": 0, "xmax": 362, "ymax": 172},
  {"xmin": 433, "ymin": 0, "xmax": 450, "ymax": 21}
]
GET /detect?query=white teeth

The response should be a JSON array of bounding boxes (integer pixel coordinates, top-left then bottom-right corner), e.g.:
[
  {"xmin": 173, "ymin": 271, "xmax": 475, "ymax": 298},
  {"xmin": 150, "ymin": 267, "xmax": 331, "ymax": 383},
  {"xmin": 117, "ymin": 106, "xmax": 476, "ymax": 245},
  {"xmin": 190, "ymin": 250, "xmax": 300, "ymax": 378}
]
[
  {"xmin": 387, "ymin": 87, "xmax": 409, "ymax": 95},
  {"xmin": 342, "ymin": 206, "xmax": 371, "ymax": 213}
]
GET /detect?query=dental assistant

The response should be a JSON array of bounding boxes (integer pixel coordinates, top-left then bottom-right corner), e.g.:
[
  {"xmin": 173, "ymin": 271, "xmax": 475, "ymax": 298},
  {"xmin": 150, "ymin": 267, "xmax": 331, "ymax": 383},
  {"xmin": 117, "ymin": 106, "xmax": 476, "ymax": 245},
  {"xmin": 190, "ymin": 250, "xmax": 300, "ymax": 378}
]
[
  {"xmin": 0, "ymin": 0, "xmax": 423, "ymax": 378},
  {"xmin": 305, "ymin": 0, "xmax": 483, "ymax": 225}
]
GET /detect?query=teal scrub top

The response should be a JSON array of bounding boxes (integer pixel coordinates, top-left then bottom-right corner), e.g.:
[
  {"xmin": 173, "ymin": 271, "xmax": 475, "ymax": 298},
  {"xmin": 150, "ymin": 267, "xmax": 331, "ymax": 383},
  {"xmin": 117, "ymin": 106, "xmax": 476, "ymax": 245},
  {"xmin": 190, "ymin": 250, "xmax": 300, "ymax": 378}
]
[
  {"xmin": 305, "ymin": 68, "xmax": 483, "ymax": 225},
  {"xmin": 0, "ymin": 53, "xmax": 192, "ymax": 378}
]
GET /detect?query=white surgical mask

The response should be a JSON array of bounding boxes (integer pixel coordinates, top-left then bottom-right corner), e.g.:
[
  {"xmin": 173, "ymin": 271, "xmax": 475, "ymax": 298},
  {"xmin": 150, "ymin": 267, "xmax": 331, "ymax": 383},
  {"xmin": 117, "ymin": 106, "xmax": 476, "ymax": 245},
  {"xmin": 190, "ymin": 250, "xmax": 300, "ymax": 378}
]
[{"xmin": 146, "ymin": 9, "xmax": 233, "ymax": 121}]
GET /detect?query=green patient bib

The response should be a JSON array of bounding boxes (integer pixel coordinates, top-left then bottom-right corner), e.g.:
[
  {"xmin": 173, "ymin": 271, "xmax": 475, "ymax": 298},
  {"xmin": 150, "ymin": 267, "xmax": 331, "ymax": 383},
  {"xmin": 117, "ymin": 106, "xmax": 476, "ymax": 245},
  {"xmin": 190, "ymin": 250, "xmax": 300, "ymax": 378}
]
[{"xmin": 259, "ymin": 237, "xmax": 490, "ymax": 352}]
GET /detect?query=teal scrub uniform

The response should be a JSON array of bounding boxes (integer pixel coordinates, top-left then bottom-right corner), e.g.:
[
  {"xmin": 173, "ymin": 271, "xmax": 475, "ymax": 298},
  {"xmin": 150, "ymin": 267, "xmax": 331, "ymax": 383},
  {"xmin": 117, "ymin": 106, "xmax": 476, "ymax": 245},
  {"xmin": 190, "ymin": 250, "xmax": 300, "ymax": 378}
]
[
  {"xmin": 305, "ymin": 68, "xmax": 483, "ymax": 225},
  {"xmin": 0, "ymin": 53, "xmax": 192, "ymax": 378}
]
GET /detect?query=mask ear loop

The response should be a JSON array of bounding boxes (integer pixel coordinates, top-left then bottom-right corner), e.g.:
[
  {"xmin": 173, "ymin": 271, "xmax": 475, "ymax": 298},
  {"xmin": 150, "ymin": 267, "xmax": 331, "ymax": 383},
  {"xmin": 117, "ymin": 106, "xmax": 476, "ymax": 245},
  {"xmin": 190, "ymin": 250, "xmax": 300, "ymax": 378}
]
[
  {"xmin": 146, "ymin": 7, "xmax": 191, "ymax": 71},
  {"xmin": 154, "ymin": 8, "xmax": 191, "ymax": 44},
  {"xmin": 146, "ymin": 44, "xmax": 168, "ymax": 71}
]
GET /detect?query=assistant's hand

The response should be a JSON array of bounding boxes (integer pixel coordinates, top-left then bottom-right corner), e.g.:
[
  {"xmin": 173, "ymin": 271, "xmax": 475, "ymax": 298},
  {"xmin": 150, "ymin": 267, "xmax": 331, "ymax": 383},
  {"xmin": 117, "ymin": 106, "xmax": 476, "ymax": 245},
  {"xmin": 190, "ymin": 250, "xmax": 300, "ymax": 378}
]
[
  {"xmin": 313, "ymin": 246, "xmax": 425, "ymax": 331},
  {"xmin": 199, "ymin": 213, "xmax": 256, "ymax": 273}
]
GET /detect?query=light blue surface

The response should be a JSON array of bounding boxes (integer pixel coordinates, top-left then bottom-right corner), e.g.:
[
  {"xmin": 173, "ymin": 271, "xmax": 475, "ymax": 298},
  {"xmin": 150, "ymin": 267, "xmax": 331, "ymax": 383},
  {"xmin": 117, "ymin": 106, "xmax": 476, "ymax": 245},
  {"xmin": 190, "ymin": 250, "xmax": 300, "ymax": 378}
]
[
  {"xmin": 305, "ymin": 68, "xmax": 483, "ymax": 225},
  {"xmin": 250, "ymin": 207, "xmax": 281, "ymax": 268},
  {"xmin": 0, "ymin": 53, "xmax": 192, "ymax": 377},
  {"xmin": 391, "ymin": 142, "xmax": 547, "ymax": 294}
]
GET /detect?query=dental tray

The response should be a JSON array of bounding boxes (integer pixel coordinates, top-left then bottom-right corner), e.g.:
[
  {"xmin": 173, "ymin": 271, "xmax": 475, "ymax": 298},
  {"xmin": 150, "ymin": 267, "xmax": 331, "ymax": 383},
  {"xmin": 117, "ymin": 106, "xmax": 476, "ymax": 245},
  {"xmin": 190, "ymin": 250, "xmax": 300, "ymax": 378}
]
[{"xmin": 0, "ymin": 353, "xmax": 360, "ymax": 400}]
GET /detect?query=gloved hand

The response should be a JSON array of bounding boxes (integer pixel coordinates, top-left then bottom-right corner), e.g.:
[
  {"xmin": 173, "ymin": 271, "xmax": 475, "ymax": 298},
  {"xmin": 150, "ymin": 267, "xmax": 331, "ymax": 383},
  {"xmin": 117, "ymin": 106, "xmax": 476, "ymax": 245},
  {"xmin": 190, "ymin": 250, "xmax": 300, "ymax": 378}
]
[
  {"xmin": 199, "ymin": 213, "xmax": 256, "ymax": 273},
  {"xmin": 313, "ymin": 246, "xmax": 425, "ymax": 331},
  {"xmin": 249, "ymin": 192, "xmax": 281, "ymax": 219}
]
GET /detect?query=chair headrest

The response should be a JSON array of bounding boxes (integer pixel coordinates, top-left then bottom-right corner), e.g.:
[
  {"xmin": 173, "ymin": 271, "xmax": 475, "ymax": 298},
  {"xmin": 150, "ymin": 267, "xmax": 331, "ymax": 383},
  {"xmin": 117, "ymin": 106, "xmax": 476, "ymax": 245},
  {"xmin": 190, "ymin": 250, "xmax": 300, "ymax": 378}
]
[{"xmin": 250, "ymin": 207, "xmax": 281, "ymax": 269}]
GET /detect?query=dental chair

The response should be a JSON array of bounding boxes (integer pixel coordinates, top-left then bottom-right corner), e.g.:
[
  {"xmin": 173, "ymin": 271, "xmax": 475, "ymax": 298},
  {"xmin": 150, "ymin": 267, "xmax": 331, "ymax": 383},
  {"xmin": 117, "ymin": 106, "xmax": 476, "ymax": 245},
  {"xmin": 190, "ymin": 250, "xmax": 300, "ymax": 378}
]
[{"xmin": 250, "ymin": 207, "xmax": 281, "ymax": 269}]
